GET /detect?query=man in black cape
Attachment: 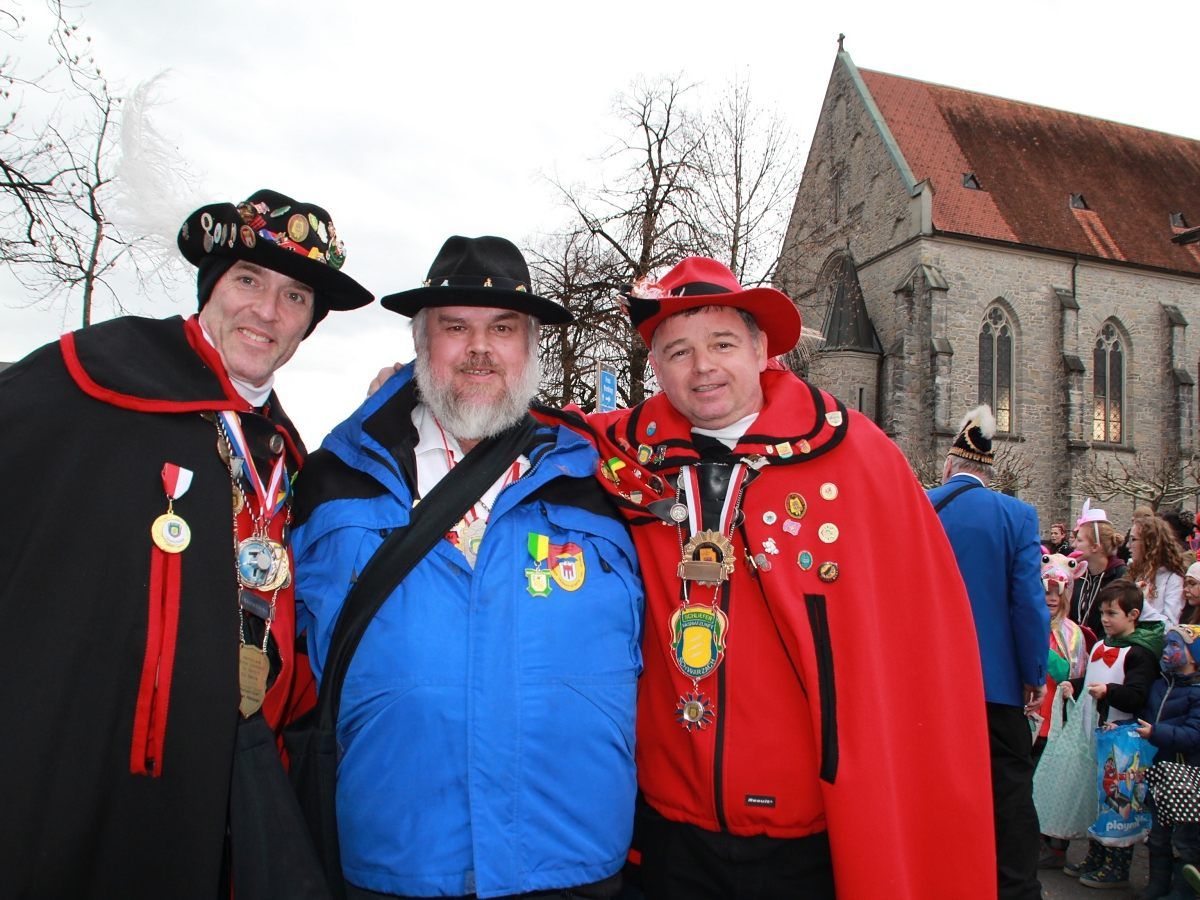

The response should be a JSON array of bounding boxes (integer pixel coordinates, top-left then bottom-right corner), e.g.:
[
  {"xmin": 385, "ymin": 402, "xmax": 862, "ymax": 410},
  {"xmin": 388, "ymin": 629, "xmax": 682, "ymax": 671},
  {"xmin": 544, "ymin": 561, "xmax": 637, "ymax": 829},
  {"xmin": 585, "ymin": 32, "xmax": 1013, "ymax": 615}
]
[{"xmin": 0, "ymin": 188, "xmax": 372, "ymax": 898}]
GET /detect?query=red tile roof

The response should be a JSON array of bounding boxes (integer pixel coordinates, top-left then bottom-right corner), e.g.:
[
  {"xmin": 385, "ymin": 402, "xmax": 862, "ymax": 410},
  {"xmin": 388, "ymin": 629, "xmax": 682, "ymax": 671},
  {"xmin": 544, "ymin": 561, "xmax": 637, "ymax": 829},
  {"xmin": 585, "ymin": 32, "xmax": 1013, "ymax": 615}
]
[{"xmin": 859, "ymin": 68, "xmax": 1200, "ymax": 276}]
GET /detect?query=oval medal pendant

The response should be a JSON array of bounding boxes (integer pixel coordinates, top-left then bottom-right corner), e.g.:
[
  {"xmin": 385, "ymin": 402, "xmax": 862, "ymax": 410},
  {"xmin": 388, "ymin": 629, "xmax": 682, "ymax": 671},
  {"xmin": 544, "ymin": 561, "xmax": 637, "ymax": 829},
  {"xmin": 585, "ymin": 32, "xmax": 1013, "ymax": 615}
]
[{"xmin": 151, "ymin": 512, "xmax": 191, "ymax": 553}]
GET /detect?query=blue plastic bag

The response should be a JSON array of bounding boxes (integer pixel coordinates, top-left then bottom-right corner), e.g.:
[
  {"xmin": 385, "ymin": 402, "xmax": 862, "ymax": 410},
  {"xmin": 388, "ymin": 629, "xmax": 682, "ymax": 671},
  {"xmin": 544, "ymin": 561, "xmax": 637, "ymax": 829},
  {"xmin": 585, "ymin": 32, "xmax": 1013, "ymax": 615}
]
[{"xmin": 1087, "ymin": 721, "xmax": 1157, "ymax": 847}]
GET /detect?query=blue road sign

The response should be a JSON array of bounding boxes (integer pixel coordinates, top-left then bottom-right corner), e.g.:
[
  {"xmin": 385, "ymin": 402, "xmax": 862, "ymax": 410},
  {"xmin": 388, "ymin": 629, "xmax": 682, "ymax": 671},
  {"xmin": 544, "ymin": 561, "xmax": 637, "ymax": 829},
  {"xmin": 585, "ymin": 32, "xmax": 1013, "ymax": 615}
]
[{"xmin": 597, "ymin": 366, "xmax": 618, "ymax": 412}]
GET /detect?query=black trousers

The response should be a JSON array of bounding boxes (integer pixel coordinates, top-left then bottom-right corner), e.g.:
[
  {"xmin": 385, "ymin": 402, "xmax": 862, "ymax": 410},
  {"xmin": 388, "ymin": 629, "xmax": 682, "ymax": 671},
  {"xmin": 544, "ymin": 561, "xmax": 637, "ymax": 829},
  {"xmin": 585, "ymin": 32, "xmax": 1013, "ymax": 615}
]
[
  {"xmin": 634, "ymin": 799, "xmax": 834, "ymax": 899},
  {"xmin": 988, "ymin": 702, "xmax": 1042, "ymax": 900}
]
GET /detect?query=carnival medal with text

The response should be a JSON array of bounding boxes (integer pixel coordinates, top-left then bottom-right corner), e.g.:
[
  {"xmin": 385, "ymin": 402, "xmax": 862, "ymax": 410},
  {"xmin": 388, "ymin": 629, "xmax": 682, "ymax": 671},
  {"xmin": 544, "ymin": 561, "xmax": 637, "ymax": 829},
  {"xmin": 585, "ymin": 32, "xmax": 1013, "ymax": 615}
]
[{"xmin": 669, "ymin": 461, "xmax": 752, "ymax": 731}]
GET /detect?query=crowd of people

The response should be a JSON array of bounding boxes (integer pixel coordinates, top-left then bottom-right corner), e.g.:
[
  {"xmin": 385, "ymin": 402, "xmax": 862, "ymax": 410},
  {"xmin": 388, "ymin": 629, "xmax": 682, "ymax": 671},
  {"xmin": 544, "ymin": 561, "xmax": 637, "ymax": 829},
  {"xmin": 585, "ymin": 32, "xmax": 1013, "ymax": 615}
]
[{"xmin": 1035, "ymin": 500, "xmax": 1200, "ymax": 897}]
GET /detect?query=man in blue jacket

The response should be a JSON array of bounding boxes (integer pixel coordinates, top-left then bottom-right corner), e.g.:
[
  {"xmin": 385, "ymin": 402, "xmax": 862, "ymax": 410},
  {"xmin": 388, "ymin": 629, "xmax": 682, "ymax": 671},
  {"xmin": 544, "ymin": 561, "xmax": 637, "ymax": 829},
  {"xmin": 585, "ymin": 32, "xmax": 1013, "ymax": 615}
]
[
  {"xmin": 927, "ymin": 405, "xmax": 1049, "ymax": 900},
  {"xmin": 291, "ymin": 236, "xmax": 644, "ymax": 899}
]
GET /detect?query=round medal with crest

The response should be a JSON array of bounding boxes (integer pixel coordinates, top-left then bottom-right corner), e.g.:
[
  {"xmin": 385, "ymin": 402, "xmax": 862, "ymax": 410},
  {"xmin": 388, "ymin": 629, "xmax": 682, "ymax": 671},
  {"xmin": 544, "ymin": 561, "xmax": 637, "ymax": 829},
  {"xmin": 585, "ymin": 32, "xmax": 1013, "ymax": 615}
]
[
  {"xmin": 236, "ymin": 537, "xmax": 289, "ymax": 591},
  {"xmin": 151, "ymin": 512, "xmax": 191, "ymax": 554}
]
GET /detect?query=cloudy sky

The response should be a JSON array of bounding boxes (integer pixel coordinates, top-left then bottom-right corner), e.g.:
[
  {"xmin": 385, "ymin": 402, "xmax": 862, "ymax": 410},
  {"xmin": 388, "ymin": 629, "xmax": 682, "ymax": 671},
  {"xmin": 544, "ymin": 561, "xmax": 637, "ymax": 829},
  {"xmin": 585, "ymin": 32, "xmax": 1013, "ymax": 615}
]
[{"xmin": 3, "ymin": 0, "xmax": 1197, "ymax": 441}]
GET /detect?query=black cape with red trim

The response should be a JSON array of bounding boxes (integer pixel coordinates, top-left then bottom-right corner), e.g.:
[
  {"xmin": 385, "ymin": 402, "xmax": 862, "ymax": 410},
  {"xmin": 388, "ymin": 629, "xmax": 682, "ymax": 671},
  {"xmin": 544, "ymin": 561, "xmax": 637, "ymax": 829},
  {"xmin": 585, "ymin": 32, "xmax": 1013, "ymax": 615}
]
[{"xmin": 0, "ymin": 315, "xmax": 314, "ymax": 899}]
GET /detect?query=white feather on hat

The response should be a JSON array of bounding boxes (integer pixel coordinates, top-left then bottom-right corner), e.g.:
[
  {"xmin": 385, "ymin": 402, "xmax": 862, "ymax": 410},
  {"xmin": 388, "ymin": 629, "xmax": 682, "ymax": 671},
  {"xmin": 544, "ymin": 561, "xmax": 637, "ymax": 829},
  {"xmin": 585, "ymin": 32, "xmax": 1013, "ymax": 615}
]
[{"xmin": 957, "ymin": 404, "xmax": 996, "ymax": 440}]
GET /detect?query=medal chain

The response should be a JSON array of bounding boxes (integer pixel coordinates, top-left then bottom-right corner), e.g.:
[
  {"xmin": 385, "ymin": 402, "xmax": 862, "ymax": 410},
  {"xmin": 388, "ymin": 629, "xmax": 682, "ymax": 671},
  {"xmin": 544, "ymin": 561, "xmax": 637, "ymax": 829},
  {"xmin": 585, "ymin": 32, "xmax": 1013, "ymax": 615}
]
[
  {"xmin": 673, "ymin": 463, "xmax": 748, "ymax": 702},
  {"xmin": 214, "ymin": 416, "xmax": 286, "ymax": 650}
]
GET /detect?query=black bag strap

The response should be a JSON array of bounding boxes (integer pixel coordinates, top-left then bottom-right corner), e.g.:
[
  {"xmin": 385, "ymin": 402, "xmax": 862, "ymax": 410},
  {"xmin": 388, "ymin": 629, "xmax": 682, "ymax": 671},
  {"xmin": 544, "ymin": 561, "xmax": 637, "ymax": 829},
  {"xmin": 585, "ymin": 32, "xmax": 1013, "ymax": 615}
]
[
  {"xmin": 933, "ymin": 480, "xmax": 983, "ymax": 513},
  {"xmin": 316, "ymin": 414, "xmax": 536, "ymax": 728}
]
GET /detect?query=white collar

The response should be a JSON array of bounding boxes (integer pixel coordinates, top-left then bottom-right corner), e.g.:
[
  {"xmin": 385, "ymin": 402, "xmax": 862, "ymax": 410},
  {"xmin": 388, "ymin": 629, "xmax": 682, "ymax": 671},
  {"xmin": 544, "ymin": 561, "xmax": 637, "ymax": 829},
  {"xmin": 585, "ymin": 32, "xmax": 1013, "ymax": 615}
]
[
  {"xmin": 954, "ymin": 472, "xmax": 987, "ymax": 487},
  {"xmin": 410, "ymin": 403, "xmax": 529, "ymax": 507},
  {"xmin": 692, "ymin": 413, "xmax": 759, "ymax": 449}
]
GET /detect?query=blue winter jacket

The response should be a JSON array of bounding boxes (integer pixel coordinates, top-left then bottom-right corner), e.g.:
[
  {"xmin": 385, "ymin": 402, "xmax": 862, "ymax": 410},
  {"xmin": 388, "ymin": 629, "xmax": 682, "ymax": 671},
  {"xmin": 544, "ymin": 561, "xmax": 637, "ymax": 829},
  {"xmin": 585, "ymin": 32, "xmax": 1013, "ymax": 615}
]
[
  {"xmin": 928, "ymin": 474, "xmax": 1049, "ymax": 706},
  {"xmin": 1141, "ymin": 672, "xmax": 1200, "ymax": 765},
  {"xmin": 291, "ymin": 368, "xmax": 644, "ymax": 898}
]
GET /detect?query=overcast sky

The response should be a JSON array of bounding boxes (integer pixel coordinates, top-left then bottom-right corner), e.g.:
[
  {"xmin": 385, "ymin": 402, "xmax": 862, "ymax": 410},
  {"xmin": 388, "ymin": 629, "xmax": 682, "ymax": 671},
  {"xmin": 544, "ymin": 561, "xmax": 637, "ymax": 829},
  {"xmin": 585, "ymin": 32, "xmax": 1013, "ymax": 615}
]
[{"xmin": 3, "ymin": 0, "xmax": 1197, "ymax": 441}]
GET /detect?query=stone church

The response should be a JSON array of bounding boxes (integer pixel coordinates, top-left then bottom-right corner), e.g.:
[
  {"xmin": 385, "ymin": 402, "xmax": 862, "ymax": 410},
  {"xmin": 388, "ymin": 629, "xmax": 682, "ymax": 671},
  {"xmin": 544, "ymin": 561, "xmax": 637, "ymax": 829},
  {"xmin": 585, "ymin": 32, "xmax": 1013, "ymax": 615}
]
[{"xmin": 776, "ymin": 47, "xmax": 1200, "ymax": 532}]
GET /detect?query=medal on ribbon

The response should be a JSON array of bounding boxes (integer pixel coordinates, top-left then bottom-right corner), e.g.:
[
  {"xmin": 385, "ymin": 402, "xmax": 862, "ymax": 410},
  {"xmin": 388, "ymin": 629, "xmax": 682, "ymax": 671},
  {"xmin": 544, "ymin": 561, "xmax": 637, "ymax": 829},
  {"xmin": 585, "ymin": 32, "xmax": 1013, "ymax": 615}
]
[
  {"xmin": 151, "ymin": 462, "xmax": 194, "ymax": 553},
  {"xmin": 526, "ymin": 532, "xmax": 553, "ymax": 597},
  {"xmin": 214, "ymin": 412, "xmax": 293, "ymax": 719}
]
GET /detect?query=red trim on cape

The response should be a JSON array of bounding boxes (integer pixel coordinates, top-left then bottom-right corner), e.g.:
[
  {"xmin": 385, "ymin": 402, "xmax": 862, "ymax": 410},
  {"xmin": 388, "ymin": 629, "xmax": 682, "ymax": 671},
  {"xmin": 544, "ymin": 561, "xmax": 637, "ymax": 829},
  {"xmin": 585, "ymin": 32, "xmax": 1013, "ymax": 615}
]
[
  {"xmin": 60, "ymin": 317, "xmax": 250, "ymax": 415},
  {"xmin": 130, "ymin": 547, "xmax": 183, "ymax": 777}
]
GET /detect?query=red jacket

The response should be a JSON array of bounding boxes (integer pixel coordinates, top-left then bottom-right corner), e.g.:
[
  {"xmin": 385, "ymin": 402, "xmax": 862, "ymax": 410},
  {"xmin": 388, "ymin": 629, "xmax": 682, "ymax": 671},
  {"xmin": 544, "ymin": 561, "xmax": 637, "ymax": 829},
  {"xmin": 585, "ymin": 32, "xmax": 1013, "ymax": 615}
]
[{"xmin": 545, "ymin": 369, "xmax": 995, "ymax": 899}]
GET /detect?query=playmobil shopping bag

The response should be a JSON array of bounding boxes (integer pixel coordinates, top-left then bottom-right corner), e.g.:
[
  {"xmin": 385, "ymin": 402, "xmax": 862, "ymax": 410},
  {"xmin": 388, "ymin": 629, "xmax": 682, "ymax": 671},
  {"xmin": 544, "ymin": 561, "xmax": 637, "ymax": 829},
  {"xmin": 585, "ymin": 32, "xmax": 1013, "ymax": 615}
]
[{"xmin": 1087, "ymin": 721, "xmax": 1157, "ymax": 846}]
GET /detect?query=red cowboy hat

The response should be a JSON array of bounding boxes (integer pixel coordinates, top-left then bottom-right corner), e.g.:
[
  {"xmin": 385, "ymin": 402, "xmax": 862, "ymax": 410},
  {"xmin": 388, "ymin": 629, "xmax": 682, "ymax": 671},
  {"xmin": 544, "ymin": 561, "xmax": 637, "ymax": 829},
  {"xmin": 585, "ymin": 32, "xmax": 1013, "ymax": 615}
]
[{"xmin": 623, "ymin": 257, "xmax": 801, "ymax": 356}]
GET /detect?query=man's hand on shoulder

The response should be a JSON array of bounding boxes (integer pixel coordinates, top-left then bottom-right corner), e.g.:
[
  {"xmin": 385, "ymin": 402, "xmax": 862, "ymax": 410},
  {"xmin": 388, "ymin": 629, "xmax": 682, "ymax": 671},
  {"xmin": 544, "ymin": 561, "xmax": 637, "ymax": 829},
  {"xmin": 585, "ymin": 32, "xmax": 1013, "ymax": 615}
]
[{"xmin": 368, "ymin": 362, "xmax": 404, "ymax": 397}]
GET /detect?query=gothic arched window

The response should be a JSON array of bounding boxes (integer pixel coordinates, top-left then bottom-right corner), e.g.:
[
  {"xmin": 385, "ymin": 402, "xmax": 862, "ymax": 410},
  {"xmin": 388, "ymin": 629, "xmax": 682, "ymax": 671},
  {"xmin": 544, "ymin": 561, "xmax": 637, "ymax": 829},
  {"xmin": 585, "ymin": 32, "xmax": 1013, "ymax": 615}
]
[
  {"xmin": 1093, "ymin": 322, "xmax": 1124, "ymax": 443},
  {"xmin": 978, "ymin": 305, "xmax": 1014, "ymax": 433}
]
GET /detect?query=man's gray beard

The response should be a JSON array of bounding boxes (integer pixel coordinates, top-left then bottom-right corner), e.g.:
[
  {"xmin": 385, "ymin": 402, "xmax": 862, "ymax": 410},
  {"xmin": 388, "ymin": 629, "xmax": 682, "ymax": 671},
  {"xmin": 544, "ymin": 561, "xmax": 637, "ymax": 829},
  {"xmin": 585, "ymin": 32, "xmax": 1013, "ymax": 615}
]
[{"xmin": 414, "ymin": 350, "xmax": 540, "ymax": 444}]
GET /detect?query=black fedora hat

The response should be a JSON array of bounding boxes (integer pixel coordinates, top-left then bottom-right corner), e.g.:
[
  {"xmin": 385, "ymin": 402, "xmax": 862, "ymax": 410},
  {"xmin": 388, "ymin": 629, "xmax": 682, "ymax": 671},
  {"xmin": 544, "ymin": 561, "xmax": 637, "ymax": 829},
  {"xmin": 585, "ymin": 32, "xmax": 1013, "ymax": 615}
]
[
  {"xmin": 381, "ymin": 235, "xmax": 573, "ymax": 325},
  {"xmin": 178, "ymin": 188, "xmax": 373, "ymax": 312}
]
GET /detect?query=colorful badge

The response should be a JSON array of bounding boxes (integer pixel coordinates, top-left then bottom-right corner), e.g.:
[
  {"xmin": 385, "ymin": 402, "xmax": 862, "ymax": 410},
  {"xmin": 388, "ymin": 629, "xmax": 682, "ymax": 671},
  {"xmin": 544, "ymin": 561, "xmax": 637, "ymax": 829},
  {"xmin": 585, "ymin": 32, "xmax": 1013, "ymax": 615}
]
[
  {"xmin": 669, "ymin": 604, "xmax": 730, "ymax": 680},
  {"xmin": 786, "ymin": 493, "xmax": 807, "ymax": 519},
  {"xmin": 798, "ymin": 550, "xmax": 814, "ymax": 570},
  {"xmin": 550, "ymin": 543, "xmax": 586, "ymax": 591}
]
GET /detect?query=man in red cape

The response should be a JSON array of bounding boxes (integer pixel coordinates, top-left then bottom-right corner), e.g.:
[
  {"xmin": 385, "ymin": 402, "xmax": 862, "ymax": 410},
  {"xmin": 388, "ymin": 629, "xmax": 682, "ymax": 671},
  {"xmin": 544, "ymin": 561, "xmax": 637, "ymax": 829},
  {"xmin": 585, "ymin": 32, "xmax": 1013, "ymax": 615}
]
[{"xmin": 539, "ymin": 257, "xmax": 996, "ymax": 899}]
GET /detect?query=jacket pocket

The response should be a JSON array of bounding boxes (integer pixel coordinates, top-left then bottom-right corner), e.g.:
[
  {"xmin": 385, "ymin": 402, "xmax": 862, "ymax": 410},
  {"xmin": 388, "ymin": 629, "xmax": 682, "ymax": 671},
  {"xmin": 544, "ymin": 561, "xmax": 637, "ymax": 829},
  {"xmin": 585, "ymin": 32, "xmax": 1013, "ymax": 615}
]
[{"xmin": 804, "ymin": 593, "xmax": 839, "ymax": 784}]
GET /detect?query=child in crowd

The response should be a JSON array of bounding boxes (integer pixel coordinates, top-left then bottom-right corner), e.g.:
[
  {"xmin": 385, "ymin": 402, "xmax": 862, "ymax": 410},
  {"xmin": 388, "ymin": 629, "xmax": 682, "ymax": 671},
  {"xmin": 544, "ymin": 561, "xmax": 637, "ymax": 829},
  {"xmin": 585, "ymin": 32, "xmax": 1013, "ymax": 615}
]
[
  {"xmin": 1063, "ymin": 580, "xmax": 1164, "ymax": 888},
  {"xmin": 1182, "ymin": 562, "xmax": 1200, "ymax": 627},
  {"xmin": 1036, "ymin": 553, "xmax": 1091, "ymax": 869},
  {"xmin": 1135, "ymin": 624, "xmax": 1200, "ymax": 898}
]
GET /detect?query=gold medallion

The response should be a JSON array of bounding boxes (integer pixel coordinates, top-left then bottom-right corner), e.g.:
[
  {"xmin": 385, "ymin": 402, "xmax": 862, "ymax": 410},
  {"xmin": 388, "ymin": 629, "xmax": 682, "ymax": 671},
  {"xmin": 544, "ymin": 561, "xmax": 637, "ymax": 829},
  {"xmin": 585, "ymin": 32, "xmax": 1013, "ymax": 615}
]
[
  {"xmin": 287, "ymin": 213, "xmax": 310, "ymax": 242},
  {"xmin": 678, "ymin": 530, "xmax": 736, "ymax": 585},
  {"xmin": 238, "ymin": 644, "xmax": 269, "ymax": 718},
  {"xmin": 786, "ymin": 493, "xmax": 807, "ymax": 519},
  {"xmin": 151, "ymin": 512, "xmax": 191, "ymax": 553}
]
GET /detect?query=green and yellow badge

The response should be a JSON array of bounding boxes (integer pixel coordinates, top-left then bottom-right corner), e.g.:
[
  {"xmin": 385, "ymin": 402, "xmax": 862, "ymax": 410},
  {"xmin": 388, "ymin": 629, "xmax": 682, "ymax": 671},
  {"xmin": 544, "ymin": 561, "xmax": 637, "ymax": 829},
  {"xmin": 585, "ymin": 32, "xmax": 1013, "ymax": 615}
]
[
  {"xmin": 668, "ymin": 604, "xmax": 729, "ymax": 680},
  {"xmin": 526, "ymin": 533, "xmax": 588, "ymax": 596}
]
